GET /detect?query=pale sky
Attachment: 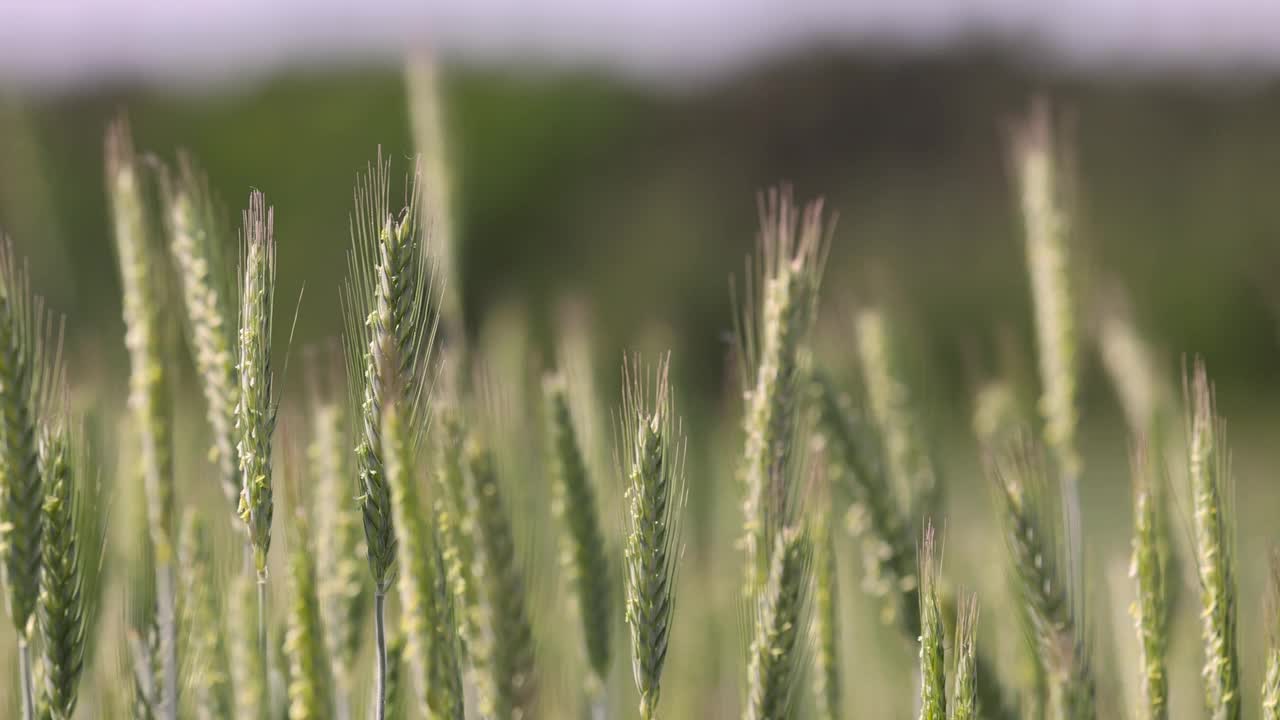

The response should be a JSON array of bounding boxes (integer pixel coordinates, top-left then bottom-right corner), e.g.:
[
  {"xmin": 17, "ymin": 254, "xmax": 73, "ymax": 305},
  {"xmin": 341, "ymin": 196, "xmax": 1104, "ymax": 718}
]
[{"xmin": 2, "ymin": 0, "xmax": 1279, "ymax": 91}]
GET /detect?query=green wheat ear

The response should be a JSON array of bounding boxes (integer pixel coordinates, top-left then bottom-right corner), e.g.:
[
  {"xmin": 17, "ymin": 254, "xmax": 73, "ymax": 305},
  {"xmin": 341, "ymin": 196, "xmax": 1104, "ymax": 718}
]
[
  {"xmin": 304, "ymin": 350, "xmax": 367, "ymax": 720},
  {"xmin": 1129, "ymin": 438, "xmax": 1168, "ymax": 720},
  {"xmin": 619, "ymin": 354, "xmax": 688, "ymax": 720},
  {"xmin": 160, "ymin": 154, "xmax": 240, "ymax": 521},
  {"xmin": 951, "ymin": 591, "xmax": 981, "ymax": 720},
  {"xmin": 917, "ymin": 523, "xmax": 945, "ymax": 720},
  {"xmin": 0, "ymin": 238, "xmax": 57, "ymax": 638},
  {"xmin": 809, "ymin": 497, "xmax": 841, "ymax": 720},
  {"xmin": 37, "ymin": 419, "xmax": 96, "ymax": 720},
  {"xmin": 1184, "ymin": 360, "xmax": 1239, "ymax": 720},
  {"xmin": 543, "ymin": 372, "xmax": 611, "ymax": 686},
  {"xmin": 177, "ymin": 510, "xmax": 233, "ymax": 720},
  {"xmin": 1263, "ymin": 550, "xmax": 1280, "ymax": 720},
  {"xmin": 283, "ymin": 506, "xmax": 335, "ymax": 720},
  {"xmin": 341, "ymin": 150, "xmax": 439, "ymax": 596},
  {"xmin": 1011, "ymin": 99, "xmax": 1081, "ymax": 488},
  {"xmin": 107, "ymin": 115, "xmax": 178, "ymax": 720},
  {"xmin": 235, "ymin": 190, "xmax": 279, "ymax": 578},
  {"xmin": 380, "ymin": 382, "xmax": 464, "ymax": 720},
  {"xmin": 734, "ymin": 188, "xmax": 830, "ymax": 595},
  {"xmin": 464, "ymin": 431, "xmax": 537, "ymax": 720},
  {"xmin": 744, "ymin": 525, "xmax": 812, "ymax": 720},
  {"xmin": 991, "ymin": 439, "xmax": 1095, "ymax": 720}
]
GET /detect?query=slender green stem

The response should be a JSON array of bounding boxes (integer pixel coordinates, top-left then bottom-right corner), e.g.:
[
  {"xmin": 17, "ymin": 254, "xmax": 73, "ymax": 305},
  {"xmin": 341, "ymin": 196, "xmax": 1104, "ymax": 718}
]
[
  {"xmin": 19, "ymin": 637, "xmax": 34, "ymax": 720},
  {"xmin": 374, "ymin": 591, "xmax": 387, "ymax": 720},
  {"xmin": 257, "ymin": 576, "xmax": 268, "ymax": 715}
]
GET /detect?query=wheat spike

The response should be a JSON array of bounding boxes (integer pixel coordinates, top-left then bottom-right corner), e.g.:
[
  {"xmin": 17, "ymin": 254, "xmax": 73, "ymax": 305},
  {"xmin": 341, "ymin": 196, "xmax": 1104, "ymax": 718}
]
[
  {"xmin": 1185, "ymin": 361, "xmax": 1239, "ymax": 720},
  {"xmin": 1129, "ymin": 439, "xmax": 1168, "ymax": 720},
  {"xmin": 736, "ymin": 188, "xmax": 829, "ymax": 594},
  {"xmin": 283, "ymin": 507, "xmax": 334, "ymax": 720},
  {"xmin": 37, "ymin": 420, "xmax": 93, "ymax": 720},
  {"xmin": 917, "ymin": 524, "xmax": 945, "ymax": 720},
  {"xmin": 1262, "ymin": 551, "xmax": 1280, "ymax": 720},
  {"xmin": 544, "ymin": 372, "xmax": 611, "ymax": 685},
  {"xmin": 951, "ymin": 593, "xmax": 981, "ymax": 720},
  {"xmin": 744, "ymin": 526, "xmax": 812, "ymax": 720},
  {"xmin": 620, "ymin": 354, "xmax": 687, "ymax": 720},
  {"xmin": 106, "ymin": 118, "xmax": 178, "ymax": 720},
  {"xmin": 161, "ymin": 155, "xmax": 240, "ymax": 519},
  {"xmin": 810, "ymin": 503, "xmax": 841, "ymax": 720},
  {"xmin": 177, "ymin": 510, "xmax": 232, "ymax": 720}
]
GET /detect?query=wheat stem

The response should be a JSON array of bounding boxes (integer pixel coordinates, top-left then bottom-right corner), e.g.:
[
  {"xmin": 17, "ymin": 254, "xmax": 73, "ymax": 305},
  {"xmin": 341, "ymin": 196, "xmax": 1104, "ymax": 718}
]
[
  {"xmin": 1186, "ymin": 361, "xmax": 1239, "ymax": 720},
  {"xmin": 229, "ymin": 569, "xmax": 267, "ymax": 719},
  {"xmin": 382, "ymin": 392, "xmax": 464, "ymax": 720},
  {"xmin": 373, "ymin": 591, "xmax": 388, "ymax": 720}
]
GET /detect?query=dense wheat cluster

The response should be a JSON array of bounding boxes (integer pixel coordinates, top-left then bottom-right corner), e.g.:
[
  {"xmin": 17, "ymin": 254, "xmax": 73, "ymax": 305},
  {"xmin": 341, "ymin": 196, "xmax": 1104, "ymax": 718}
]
[{"xmin": 1, "ymin": 65, "xmax": 1278, "ymax": 720}]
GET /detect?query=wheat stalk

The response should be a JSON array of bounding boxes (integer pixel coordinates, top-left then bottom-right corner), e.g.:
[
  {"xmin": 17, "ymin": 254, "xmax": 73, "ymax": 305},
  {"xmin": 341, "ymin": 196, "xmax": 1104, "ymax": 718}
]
[
  {"xmin": 809, "ymin": 500, "xmax": 841, "ymax": 720},
  {"xmin": 1185, "ymin": 360, "xmax": 1239, "ymax": 720},
  {"xmin": 381, "ymin": 385, "xmax": 464, "ymax": 720},
  {"xmin": 341, "ymin": 151, "xmax": 439, "ymax": 720},
  {"xmin": 228, "ymin": 568, "xmax": 267, "ymax": 719},
  {"xmin": 283, "ymin": 506, "xmax": 334, "ymax": 720},
  {"xmin": 106, "ymin": 118, "xmax": 178, "ymax": 720},
  {"xmin": 917, "ymin": 523, "xmax": 945, "ymax": 720},
  {"xmin": 619, "ymin": 354, "xmax": 687, "ymax": 720},
  {"xmin": 36, "ymin": 420, "xmax": 92, "ymax": 720},
  {"xmin": 1129, "ymin": 439, "xmax": 1168, "ymax": 720},
  {"xmin": 744, "ymin": 525, "xmax": 812, "ymax": 720},
  {"xmin": 735, "ymin": 188, "xmax": 828, "ymax": 595},
  {"xmin": 433, "ymin": 402, "xmax": 478, "ymax": 656},
  {"xmin": 177, "ymin": 510, "xmax": 232, "ymax": 720},
  {"xmin": 992, "ymin": 441, "xmax": 1094, "ymax": 720},
  {"xmin": 161, "ymin": 155, "xmax": 240, "ymax": 520},
  {"xmin": 305, "ymin": 361, "xmax": 367, "ymax": 720},
  {"xmin": 544, "ymin": 372, "xmax": 611, "ymax": 687}
]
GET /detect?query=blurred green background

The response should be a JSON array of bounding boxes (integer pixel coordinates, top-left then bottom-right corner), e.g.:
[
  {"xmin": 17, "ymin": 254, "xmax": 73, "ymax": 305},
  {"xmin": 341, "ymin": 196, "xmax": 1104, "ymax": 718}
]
[
  {"xmin": 3, "ymin": 50, "xmax": 1280, "ymax": 414},
  {"xmin": 3, "ymin": 47, "xmax": 1280, "ymax": 717}
]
